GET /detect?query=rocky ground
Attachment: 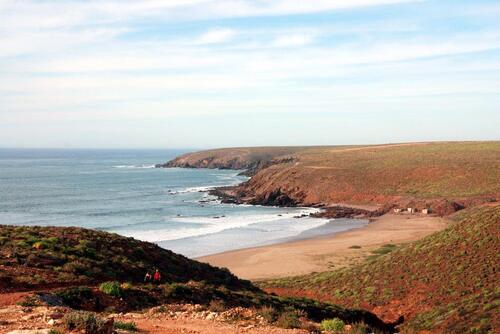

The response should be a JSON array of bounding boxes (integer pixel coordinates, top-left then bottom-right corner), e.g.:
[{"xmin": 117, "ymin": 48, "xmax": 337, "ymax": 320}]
[{"xmin": 0, "ymin": 302, "xmax": 312, "ymax": 334}]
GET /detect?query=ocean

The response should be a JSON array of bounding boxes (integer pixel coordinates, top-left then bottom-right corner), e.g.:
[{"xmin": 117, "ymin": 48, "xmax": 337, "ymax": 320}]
[{"xmin": 0, "ymin": 149, "xmax": 367, "ymax": 257}]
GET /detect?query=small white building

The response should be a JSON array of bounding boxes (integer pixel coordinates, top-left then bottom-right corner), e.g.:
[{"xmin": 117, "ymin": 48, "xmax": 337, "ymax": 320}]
[
  {"xmin": 422, "ymin": 208, "xmax": 430, "ymax": 214},
  {"xmin": 394, "ymin": 208, "xmax": 402, "ymax": 213},
  {"xmin": 407, "ymin": 207, "xmax": 416, "ymax": 213}
]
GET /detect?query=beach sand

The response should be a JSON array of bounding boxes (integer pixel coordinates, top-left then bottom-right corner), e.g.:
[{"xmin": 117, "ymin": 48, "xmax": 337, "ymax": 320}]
[{"xmin": 198, "ymin": 213, "xmax": 449, "ymax": 280}]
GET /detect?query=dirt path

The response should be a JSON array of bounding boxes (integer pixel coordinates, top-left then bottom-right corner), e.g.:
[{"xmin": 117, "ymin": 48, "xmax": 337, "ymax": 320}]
[
  {"xmin": 199, "ymin": 214, "xmax": 449, "ymax": 280},
  {"xmin": 124, "ymin": 317, "xmax": 308, "ymax": 334}
]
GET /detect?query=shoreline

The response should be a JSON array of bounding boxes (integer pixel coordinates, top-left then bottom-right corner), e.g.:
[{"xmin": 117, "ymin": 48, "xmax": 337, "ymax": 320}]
[
  {"xmin": 197, "ymin": 213, "xmax": 449, "ymax": 280},
  {"xmin": 187, "ymin": 216, "xmax": 369, "ymax": 258}
]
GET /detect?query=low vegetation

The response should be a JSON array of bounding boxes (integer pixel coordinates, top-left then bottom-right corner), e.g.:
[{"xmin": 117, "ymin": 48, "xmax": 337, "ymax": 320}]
[
  {"xmin": 0, "ymin": 224, "xmax": 397, "ymax": 332},
  {"xmin": 177, "ymin": 142, "xmax": 500, "ymax": 208},
  {"xmin": 45, "ymin": 279, "xmax": 392, "ymax": 331},
  {"xmin": 62, "ymin": 310, "xmax": 111, "ymax": 333},
  {"xmin": 114, "ymin": 321, "xmax": 137, "ymax": 331},
  {"xmin": 0, "ymin": 225, "xmax": 249, "ymax": 291},
  {"xmin": 320, "ymin": 318, "xmax": 345, "ymax": 333},
  {"xmin": 263, "ymin": 205, "xmax": 500, "ymax": 333},
  {"xmin": 99, "ymin": 281, "xmax": 121, "ymax": 297}
]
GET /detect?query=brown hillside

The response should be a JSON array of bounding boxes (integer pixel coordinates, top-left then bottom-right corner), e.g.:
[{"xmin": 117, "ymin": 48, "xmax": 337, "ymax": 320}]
[
  {"xmin": 0, "ymin": 225, "xmax": 249, "ymax": 292},
  {"xmin": 167, "ymin": 142, "xmax": 500, "ymax": 210},
  {"xmin": 262, "ymin": 205, "xmax": 500, "ymax": 334}
]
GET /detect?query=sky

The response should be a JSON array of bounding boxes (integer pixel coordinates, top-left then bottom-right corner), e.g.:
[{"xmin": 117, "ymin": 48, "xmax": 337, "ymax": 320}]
[{"xmin": 0, "ymin": 0, "xmax": 499, "ymax": 149}]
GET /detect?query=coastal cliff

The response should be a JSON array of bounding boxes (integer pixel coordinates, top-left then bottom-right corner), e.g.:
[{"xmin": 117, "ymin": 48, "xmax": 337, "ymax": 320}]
[
  {"xmin": 157, "ymin": 146, "xmax": 306, "ymax": 176},
  {"xmin": 161, "ymin": 142, "xmax": 500, "ymax": 215}
]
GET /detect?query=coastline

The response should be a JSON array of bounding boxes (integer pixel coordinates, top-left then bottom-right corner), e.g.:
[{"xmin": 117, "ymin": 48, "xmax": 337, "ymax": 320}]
[{"xmin": 197, "ymin": 213, "xmax": 449, "ymax": 280}]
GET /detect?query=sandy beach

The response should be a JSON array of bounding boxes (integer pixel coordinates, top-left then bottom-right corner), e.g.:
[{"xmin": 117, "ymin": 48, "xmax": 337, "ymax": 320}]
[{"xmin": 198, "ymin": 213, "xmax": 449, "ymax": 280}]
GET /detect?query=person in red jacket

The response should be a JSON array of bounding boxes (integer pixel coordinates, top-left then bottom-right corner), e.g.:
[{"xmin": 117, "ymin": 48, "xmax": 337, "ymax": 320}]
[{"xmin": 153, "ymin": 268, "xmax": 161, "ymax": 283}]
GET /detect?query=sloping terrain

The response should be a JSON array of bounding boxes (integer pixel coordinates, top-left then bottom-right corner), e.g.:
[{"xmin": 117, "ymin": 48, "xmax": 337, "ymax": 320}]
[
  {"xmin": 0, "ymin": 225, "xmax": 396, "ymax": 333},
  {"xmin": 165, "ymin": 142, "xmax": 500, "ymax": 211},
  {"xmin": 263, "ymin": 205, "xmax": 500, "ymax": 333},
  {"xmin": 159, "ymin": 146, "xmax": 315, "ymax": 175},
  {"xmin": 0, "ymin": 225, "xmax": 248, "ymax": 292}
]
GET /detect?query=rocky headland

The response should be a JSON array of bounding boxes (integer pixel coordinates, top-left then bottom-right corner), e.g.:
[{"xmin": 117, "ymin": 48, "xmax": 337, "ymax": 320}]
[{"xmin": 159, "ymin": 142, "xmax": 500, "ymax": 217}]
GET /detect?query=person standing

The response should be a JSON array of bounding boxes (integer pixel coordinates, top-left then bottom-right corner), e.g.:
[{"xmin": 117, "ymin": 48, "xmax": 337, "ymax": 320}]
[{"xmin": 153, "ymin": 268, "xmax": 161, "ymax": 283}]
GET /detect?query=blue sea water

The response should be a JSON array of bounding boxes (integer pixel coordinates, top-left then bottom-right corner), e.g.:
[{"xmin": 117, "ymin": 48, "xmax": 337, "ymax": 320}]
[{"xmin": 0, "ymin": 149, "xmax": 367, "ymax": 257}]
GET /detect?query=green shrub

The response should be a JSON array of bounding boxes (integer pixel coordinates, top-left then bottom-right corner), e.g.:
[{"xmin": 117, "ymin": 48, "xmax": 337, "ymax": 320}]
[
  {"xmin": 62, "ymin": 311, "xmax": 108, "ymax": 333},
  {"xmin": 114, "ymin": 321, "xmax": 137, "ymax": 331},
  {"xmin": 275, "ymin": 310, "xmax": 301, "ymax": 329},
  {"xmin": 320, "ymin": 318, "xmax": 345, "ymax": 333},
  {"xmin": 99, "ymin": 281, "xmax": 122, "ymax": 297}
]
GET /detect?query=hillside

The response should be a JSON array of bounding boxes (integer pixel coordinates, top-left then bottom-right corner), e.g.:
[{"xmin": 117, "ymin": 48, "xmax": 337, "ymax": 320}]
[
  {"xmin": 262, "ymin": 205, "xmax": 500, "ymax": 333},
  {"xmin": 158, "ymin": 146, "xmax": 315, "ymax": 175},
  {"xmin": 0, "ymin": 225, "xmax": 396, "ymax": 333},
  {"xmin": 0, "ymin": 225, "xmax": 248, "ymax": 292},
  {"xmin": 163, "ymin": 142, "xmax": 500, "ymax": 212}
]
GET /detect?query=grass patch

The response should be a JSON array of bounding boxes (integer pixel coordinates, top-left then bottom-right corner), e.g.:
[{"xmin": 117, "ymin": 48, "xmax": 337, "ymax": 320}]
[
  {"xmin": 320, "ymin": 318, "xmax": 345, "ymax": 333},
  {"xmin": 114, "ymin": 321, "xmax": 137, "ymax": 331},
  {"xmin": 99, "ymin": 281, "xmax": 122, "ymax": 297}
]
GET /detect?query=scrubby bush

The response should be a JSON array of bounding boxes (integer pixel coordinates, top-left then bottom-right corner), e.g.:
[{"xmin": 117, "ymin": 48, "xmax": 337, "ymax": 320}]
[
  {"xmin": 62, "ymin": 311, "xmax": 109, "ymax": 333},
  {"xmin": 114, "ymin": 321, "xmax": 137, "ymax": 331},
  {"xmin": 162, "ymin": 283, "xmax": 192, "ymax": 299},
  {"xmin": 320, "ymin": 318, "xmax": 345, "ymax": 333},
  {"xmin": 257, "ymin": 305, "xmax": 279, "ymax": 323},
  {"xmin": 208, "ymin": 299, "xmax": 226, "ymax": 312},
  {"xmin": 275, "ymin": 310, "xmax": 301, "ymax": 329},
  {"xmin": 99, "ymin": 281, "xmax": 122, "ymax": 297}
]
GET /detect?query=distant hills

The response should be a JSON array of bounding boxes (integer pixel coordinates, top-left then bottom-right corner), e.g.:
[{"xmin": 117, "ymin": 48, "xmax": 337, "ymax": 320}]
[{"xmin": 162, "ymin": 141, "xmax": 499, "ymax": 213}]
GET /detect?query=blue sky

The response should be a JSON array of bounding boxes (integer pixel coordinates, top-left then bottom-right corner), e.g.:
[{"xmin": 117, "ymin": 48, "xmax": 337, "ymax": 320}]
[{"xmin": 0, "ymin": 0, "xmax": 499, "ymax": 149}]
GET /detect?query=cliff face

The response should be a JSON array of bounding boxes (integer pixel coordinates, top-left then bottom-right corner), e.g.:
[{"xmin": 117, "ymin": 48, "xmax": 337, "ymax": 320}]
[{"xmin": 162, "ymin": 142, "xmax": 500, "ymax": 212}]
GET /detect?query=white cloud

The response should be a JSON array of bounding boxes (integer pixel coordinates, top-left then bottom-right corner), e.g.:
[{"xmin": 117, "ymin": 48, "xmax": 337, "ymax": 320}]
[
  {"xmin": 0, "ymin": 0, "xmax": 419, "ymax": 33},
  {"xmin": 272, "ymin": 34, "xmax": 315, "ymax": 47},
  {"xmin": 1, "ymin": 0, "xmax": 499, "ymax": 147},
  {"xmin": 195, "ymin": 28, "xmax": 236, "ymax": 45}
]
